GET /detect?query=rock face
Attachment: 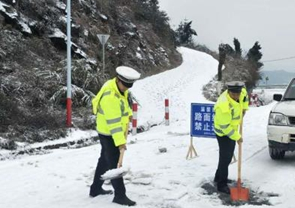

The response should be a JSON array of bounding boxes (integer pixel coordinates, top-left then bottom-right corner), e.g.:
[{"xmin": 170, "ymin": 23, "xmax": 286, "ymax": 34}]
[{"xmin": 0, "ymin": 0, "xmax": 182, "ymax": 144}]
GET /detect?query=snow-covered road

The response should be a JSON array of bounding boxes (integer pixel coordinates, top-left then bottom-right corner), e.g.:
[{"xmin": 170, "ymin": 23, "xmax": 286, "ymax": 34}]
[{"xmin": 1, "ymin": 48, "xmax": 293, "ymax": 208}]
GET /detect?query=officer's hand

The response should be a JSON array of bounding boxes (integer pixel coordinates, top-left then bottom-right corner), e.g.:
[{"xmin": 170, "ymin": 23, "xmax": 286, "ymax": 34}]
[
  {"xmin": 237, "ymin": 137, "xmax": 243, "ymax": 144},
  {"xmin": 119, "ymin": 144, "xmax": 127, "ymax": 151}
]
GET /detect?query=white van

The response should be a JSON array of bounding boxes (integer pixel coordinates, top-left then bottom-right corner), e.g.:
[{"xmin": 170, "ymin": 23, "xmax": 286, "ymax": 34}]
[{"xmin": 267, "ymin": 78, "xmax": 295, "ymax": 159}]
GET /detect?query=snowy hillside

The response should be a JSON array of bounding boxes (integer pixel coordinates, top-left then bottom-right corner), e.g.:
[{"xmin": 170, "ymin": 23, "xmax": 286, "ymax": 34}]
[{"xmin": 1, "ymin": 47, "xmax": 294, "ymax": 208}]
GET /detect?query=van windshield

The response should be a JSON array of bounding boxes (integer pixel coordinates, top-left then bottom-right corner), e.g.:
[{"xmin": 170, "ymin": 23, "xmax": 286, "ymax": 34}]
[{"xmin": 284, "ymin": 79, "xmax": 295, "ymax": 100}]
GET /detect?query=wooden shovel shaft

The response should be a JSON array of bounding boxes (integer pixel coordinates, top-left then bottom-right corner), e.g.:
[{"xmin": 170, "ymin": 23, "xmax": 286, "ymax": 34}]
[
  {"xmin": 117, "ymin": 123, "xmax": 129, "ymax": 168},
  {"xmin": 237, "ymin": 118, "xmax": 243, "ymax": 184},
  {"xmin": 237, "ymin": 142, "xmax": 242, "ymax": 185},
  {"xmin": 230, "ymin": 116, "xmax": 249, "ymax": 202},
  {"xmin": 117, "ymin": 148, "xmax": 125, "ymax": 168}
]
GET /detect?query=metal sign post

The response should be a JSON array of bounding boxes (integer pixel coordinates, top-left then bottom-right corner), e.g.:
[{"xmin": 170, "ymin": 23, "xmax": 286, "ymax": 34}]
[
  {"xmin": 66, "ymin": 0, "xmax": 72, "ymax": 127},
  {"xmin": 97, "ymin": 34, "xmax": 110, "ymax": 71}
]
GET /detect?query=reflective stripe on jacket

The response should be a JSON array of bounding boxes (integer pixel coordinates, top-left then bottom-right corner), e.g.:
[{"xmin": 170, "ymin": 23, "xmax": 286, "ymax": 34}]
[
  {"xmin": 92, "ymin": 78, "xmax": 132, "ymax": 146},
  {"xmin": 241, "ymin": 88, "xmax": 249, "ymax": 111},
  {"xmin": 214, "ymin": 90, "xmax": 246, "ymax": 141}
]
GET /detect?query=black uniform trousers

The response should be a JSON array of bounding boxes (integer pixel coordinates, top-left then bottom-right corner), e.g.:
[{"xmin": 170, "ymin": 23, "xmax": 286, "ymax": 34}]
[
  {"xmin": 90, "ymin": 134, "xmax": 126, "ymax": 198},
  {"xmin": 214, "ymin": 134, "xmax": 236, "ymax": 189}
]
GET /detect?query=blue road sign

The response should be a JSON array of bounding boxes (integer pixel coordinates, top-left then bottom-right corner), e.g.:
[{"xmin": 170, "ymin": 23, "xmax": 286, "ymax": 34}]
[{"xmin": 190, "ymin": 103, "xmax": 215, "ymax": 138}]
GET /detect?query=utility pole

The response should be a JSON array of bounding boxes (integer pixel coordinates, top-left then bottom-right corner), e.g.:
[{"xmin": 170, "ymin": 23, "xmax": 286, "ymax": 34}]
[{"xmin": 66, "ymin": 0, "xmax": 72, "ymax": 127}]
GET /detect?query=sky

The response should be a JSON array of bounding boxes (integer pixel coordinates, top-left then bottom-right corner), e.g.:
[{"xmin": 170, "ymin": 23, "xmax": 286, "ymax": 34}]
[
  {"xmin": 159, "ymin": 0, "xmax": 295, "ymax": 72},
  {"xmin": 1, "ymin": 47, "xmax": 293, "ymax": 208}
]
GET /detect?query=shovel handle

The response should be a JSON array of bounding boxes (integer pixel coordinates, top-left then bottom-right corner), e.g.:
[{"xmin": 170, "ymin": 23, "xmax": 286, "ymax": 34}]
[
  {"xmin": 237, "ymin": 141, "xmax": 242, "ymax": 186},
  {"xmin": 237, "ymin": 118, "xmax": 243, "ymax": 186},
  {"xmin": 117, "ymin": 148, "xmax": 125, "ymax": 168},
  {"xmin": 117, "ymin": 123, "xmax": 129, "ymax": 168}
]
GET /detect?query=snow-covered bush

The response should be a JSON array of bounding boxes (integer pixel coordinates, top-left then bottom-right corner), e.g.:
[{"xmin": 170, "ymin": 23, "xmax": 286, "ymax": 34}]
[{"xmin": 0, "ymin": 138, "xmax": 17, "ymax": 150}]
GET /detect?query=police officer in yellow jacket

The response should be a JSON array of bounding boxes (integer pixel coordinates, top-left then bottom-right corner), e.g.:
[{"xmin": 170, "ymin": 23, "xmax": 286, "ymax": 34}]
[
  {"xmin": 213, "ymin": 81, "xmax": 249, "ymax": 194},
  {"xmin": 89, "ymin": 66, "xmax": 140, "ymax": 206}
]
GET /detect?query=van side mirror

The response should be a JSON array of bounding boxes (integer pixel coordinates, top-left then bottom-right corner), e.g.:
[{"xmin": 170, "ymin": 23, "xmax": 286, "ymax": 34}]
[{"xmin": 273, "ymin": 94, "xmax": 282, "ymax": 101}]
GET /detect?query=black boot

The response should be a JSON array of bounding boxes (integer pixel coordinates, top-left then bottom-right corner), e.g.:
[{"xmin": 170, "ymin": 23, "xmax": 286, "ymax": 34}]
[
  {"xmin": 89, "ymin": 188, "xmax": 113, "ymax": 197},
  {"xmin": 217, "ymin": 186, "xmax": 230, "ymax": 194},
  {"xmin": 113, "ymin": 196, "xmax": 136, "ymax": 206}
]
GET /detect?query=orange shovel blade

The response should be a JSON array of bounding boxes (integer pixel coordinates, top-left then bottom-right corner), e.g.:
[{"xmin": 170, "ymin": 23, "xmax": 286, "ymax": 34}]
[{"xmin": 230, "ymin": 186, "xmax": 249, "ymax": 201}]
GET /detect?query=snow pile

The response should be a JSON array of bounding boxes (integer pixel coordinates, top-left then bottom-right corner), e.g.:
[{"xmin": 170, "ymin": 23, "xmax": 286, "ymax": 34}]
[{"xmin": 101, "ymin": 167, "xmax": 130, "ymax": 180}]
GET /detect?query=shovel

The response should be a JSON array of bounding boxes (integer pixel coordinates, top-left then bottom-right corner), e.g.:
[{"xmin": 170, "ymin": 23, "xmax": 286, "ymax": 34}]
[
  {"xmin": 230, "ymin": 118, "xmax": 249, "ymax": 201},
  {"xmin": 100, "ymin": 148, "xmax": 129, "ymax": 180},
  {"xmin": 101, "ymin": 124, "xmax": 130, "ymax": 181}
]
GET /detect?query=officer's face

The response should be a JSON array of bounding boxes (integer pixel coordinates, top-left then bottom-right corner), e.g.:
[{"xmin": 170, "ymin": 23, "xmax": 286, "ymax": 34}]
[
  {"xmin": 117, "ymin": 79, "xmax": 129, "ymax": 92},
  {"xmin": 228, "ymin": 91, "xmax": 241, "ymax": 101}
]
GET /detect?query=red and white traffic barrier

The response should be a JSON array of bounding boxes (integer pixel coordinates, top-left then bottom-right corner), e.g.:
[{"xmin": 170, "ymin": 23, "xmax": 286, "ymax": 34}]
[
  {"xmin": 249, "ymin": 93, "xmax": 258, "ymax": 106},
  {"xmin": 165, "ymin": 99, "xmax": 169, "ymax": 126},
  {"xmin": 132, "ymin": 103, "xmax": 138, "ymax": 135}
]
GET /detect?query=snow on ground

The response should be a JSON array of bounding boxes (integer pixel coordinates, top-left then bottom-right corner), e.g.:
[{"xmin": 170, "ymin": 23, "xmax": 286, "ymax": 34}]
[
  {"xmin": 131, "ymin": 47, "xmax": 217, "ymax": 130},
  {"xmin": 1, "ymin": 47, "xmax": 295, "ymax": 208}
]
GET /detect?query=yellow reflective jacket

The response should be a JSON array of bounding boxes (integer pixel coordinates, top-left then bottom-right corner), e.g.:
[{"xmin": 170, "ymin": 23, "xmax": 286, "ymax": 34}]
[
  {"xmin": 92, "ymin": 78, "xmax": 132, "ymax": 146},
  {"xmin": 214, "ymin": 88, "xmax": 248, "ymax": 141}
]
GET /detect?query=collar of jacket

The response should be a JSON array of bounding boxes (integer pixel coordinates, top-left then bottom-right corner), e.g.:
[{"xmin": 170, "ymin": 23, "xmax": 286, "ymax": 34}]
[
  {"xmin": 110, "ymin": 78, "xmax": 128, "ymax": 98},
  {"xmin": 226, "ymin": 90, "xmax": 241, "ymax": 106}
]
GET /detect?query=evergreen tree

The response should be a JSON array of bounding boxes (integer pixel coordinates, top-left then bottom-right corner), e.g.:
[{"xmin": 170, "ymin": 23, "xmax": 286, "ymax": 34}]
[
  {"xmin": 150, "ymin": 0, "xmax": 159, "ymax": 9},
  {"xmin": 174, "ymin": 20, "xmax": 197, "ymax": 46},
  {"xmin": 217, "ymin": 44, "xmax": 227, "ymax": 81},
  {"xmin": 265, "ymin": 76, "xmax": 269, "ymax": 85},
  {"xmin": 233, "ymin": 38, "xmax": 241, "ymax": 57},
  {"xmin": 216, "ymin": 40, "xmax": 263, "ymax": 91},
  {"xmin": 133, "ymin": 0, "xmax": 170, "ymax": 37},
  {"xmin": 247, "ymin": 41, "xmax": 263, "ymax": 69},
  {"xmin": 245, "ymin": 41, "xmax": 263, "ymax": 89},
  {"xmin": 223, "ymin": 44, "xmax": 235, "ymax": 56}
]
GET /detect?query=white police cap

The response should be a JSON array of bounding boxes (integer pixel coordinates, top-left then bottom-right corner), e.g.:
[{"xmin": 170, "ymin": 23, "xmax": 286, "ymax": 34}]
[
  {"xmin": 226, "ymin": 81, "xmax": 244, "ymax": 93},
  {"xmin": 116, "ymin": 66, "xmax": 141, "ymax": 84}
]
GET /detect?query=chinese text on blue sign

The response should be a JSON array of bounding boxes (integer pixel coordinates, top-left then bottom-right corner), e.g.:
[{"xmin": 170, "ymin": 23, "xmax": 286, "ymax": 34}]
[{"xmin": 190, "ymin": 103, "xmax": 215, "ymax": 138}]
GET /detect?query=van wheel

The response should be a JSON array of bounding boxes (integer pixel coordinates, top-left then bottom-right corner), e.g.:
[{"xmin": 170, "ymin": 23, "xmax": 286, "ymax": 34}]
[{"xmin": 269, "ymin": 147, "xmax": 285, "ymax": 160}]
